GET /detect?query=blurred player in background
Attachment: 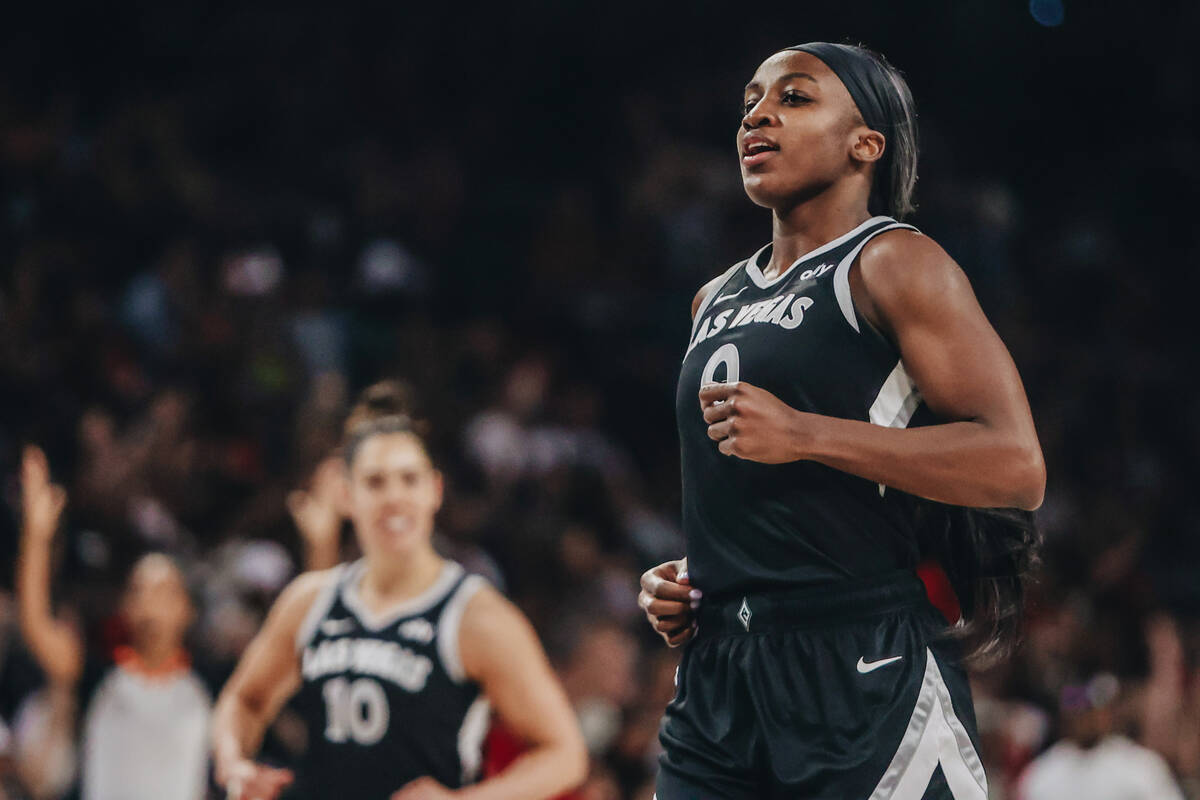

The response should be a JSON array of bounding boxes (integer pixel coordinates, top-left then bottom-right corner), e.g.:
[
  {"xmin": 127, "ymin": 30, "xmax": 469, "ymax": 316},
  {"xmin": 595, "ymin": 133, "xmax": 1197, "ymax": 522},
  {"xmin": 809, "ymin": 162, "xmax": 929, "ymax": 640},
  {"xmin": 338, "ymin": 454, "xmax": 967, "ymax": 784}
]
[
  {"xmin": 212, "ymin": 383, "xmax": 586, "ymax": 800},
  {"xmin": 639, "ymin": 43, "xmax": 1045, "ymax": 799},
  {"xmin": 17, "ymin": 446, "xmax": 211, "ymax": 800}
]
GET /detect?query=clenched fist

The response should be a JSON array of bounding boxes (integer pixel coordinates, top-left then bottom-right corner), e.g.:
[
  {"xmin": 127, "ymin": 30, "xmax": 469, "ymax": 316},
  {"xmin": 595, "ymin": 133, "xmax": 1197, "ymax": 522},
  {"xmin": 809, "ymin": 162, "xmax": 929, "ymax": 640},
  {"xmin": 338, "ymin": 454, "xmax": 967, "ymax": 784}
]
[{"xmin": 699, "ymin": 381, "xmax": 814, "ymax": 463}]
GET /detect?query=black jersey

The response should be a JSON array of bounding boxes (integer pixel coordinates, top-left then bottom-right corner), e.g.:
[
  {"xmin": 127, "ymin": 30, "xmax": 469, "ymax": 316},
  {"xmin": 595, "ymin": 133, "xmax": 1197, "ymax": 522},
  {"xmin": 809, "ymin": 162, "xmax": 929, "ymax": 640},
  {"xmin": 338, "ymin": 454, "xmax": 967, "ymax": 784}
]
[
  {"xmin": 677, "ymin": 216, "xmax": 936, "ymax": 598},
  {"xmin": 290, "ymin": 560, "xmax": 490, "ymax": 799}
]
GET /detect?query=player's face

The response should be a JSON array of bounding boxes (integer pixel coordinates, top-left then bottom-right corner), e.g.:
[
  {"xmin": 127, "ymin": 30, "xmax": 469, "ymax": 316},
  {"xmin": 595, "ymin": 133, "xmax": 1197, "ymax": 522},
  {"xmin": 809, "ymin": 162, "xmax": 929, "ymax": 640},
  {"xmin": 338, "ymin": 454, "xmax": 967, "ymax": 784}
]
[
  {"xmin": 738, "ymin": 50, "xmax": 872, "ymax": 210},
  {"xmin": 122, "ymin": 555, "xmax": 194, "ymax": 649},
  {"xmin": 347, "ymin": 432, "xmax": 443, "ymax": 559}
]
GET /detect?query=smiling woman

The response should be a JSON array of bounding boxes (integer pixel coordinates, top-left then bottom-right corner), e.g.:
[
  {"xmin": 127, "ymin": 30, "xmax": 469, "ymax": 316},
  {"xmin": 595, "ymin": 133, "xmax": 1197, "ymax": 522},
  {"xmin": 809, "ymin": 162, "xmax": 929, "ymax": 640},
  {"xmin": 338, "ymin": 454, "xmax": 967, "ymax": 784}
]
[
  {"xmin": 211, "ymin": 382, "xmax": 587, "ymax": 800},
  {"xmin": 638, "ymin": 42, "xmax": 1044, "ymax": 800}
]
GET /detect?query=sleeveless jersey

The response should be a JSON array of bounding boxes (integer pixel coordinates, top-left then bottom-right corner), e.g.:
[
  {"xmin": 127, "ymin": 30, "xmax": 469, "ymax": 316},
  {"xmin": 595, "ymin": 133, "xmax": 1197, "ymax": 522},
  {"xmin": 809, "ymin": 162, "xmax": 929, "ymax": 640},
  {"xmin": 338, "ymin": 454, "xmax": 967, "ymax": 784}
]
[
  {"xmin": 676, "ymin": 215, "xmax": 937, "ymax": 598},
  {"xmin": 290, "ymin": 560, "xmax": 490, "ymax": 799}
]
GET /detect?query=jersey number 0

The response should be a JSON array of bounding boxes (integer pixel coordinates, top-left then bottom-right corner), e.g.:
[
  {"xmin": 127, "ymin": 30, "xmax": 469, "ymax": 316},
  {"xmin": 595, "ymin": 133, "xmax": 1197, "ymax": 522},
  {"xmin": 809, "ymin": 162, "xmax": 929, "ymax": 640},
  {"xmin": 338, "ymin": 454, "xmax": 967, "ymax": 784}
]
[{"xmin": 701, "ymin": 343, "xmax": 740, "ymax": 386}]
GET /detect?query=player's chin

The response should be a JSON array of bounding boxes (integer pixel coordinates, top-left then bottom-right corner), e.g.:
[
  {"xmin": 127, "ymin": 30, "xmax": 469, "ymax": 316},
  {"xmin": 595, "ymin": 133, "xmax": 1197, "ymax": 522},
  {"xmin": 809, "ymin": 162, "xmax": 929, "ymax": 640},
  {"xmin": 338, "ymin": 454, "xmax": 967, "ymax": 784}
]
[{"xmin": 740, "ymin": 174, "xmax": 793, "ymax": 210}]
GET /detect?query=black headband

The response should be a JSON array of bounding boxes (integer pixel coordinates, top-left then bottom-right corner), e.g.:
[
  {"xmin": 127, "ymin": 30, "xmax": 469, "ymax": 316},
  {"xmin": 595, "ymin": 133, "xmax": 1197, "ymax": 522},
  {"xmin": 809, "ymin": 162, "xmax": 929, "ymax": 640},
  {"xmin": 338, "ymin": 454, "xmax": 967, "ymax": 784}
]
[{"xmin": 787, "ymin": 43, "xmax": 893, "ymax": 133}]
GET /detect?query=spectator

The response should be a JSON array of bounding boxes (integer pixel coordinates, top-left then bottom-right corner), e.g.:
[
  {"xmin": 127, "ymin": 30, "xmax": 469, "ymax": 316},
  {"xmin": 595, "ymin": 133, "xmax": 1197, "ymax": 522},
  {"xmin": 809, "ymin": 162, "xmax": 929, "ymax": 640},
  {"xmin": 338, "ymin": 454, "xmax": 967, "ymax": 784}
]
[
  {"xmin": 16, "ymin": 447, "xmax": 210, "ymax": 800},
  {"xmin": 1018, "ymin": 674, "xmax": 1185, "ymax": 800}
]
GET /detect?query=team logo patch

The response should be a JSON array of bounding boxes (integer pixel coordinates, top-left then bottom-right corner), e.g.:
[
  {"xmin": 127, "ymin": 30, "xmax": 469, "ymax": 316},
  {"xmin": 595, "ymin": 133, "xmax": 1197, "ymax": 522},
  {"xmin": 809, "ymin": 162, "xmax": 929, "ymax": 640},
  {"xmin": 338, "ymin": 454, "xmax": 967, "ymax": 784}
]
[
  {"xmin": 320, "ymin": 618, "xmax": 355, "ymax": 636},
  {"xmin": 398, "ymin": 618, "xmax": 435, "ymax": 644},
  {"xmin": 737, "ymin": 598, "xmax": 752, "ymax": 632}
]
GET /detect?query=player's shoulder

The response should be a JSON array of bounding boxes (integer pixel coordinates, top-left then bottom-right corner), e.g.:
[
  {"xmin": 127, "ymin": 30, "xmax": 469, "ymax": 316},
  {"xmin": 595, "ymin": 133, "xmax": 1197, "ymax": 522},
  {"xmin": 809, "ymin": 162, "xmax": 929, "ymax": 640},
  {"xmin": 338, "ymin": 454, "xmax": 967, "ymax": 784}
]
[
  {"xmin": 458, "ymin": 580, "xmax": 541, "ymax": 655},
  {"xmin": 273, "ymin": 567, "xmax": 343, "ymax": 625},
  {"xmin": 857, "ymin": 226, "xmax": 969, "ymax": 305},
  {"xmin": 457, "ymin": 579, "xmax": 508, "ymax": 632}
]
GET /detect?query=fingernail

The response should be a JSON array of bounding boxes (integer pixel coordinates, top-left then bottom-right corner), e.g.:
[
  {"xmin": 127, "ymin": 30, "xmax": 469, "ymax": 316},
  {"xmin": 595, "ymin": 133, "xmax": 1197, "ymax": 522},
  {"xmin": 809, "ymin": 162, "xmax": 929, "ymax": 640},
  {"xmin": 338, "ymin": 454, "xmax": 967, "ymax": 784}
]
[
  {"xmin": 690, "ymin": 599, "xmax": 700, "ymax": 610},
  {"xmin": 689, "ymin": 589, "xmax": 703, "ymax": 600},
  {"xmin": 678, "ymin": 571, "xmax": 689, "ymax": 581}
]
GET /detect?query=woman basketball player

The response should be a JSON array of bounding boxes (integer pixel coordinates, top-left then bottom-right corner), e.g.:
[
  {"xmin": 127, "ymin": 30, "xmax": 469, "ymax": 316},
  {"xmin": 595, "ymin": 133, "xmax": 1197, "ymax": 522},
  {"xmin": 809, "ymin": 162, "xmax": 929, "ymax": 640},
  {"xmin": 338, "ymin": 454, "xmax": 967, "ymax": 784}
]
[
  {"xmin": 639, "ymin": 43, "xmax": 1045, "ymax": 799},
  {"xmin": 212, "ymin": 388, "xmax": 587, "ymax": 800}
]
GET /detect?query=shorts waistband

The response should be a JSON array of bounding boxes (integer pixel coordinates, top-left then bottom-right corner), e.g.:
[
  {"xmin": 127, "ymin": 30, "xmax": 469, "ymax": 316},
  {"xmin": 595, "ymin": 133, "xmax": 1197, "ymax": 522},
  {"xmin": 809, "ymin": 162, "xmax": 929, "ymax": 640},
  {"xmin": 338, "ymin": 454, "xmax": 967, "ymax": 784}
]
[{"xmin": 696, "ymin": 570, "xmax": 927, "ymax": 636}]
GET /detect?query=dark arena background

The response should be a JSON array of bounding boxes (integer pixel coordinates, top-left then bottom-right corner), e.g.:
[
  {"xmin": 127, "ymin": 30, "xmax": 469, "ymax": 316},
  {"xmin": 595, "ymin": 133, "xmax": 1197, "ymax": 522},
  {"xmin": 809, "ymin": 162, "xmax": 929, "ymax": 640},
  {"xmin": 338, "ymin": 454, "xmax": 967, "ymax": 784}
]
[{"xmin": 1, "ymin": 2, "xmax": 1198, "ymax": 798}]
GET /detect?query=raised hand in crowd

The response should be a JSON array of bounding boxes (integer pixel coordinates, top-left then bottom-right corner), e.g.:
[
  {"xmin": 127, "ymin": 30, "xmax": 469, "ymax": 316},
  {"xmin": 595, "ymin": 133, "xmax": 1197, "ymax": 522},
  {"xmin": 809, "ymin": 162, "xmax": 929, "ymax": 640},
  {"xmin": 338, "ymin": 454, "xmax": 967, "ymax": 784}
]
[
  {"xmin": 16, "ymin": 446, "xmax": 84, "ymax": 687},
  {"xmin": 286, "ymin": 455, "xmax": 347, "ymax": 572}
]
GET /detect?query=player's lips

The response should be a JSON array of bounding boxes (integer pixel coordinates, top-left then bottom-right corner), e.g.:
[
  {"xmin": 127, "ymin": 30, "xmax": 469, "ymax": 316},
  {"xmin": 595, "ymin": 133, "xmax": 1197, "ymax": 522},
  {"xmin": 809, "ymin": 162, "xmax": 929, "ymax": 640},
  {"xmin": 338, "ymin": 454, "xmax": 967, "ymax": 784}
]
[{"xmin": 741, "ymin": 134, "xmax": 779, "ymax": 166}]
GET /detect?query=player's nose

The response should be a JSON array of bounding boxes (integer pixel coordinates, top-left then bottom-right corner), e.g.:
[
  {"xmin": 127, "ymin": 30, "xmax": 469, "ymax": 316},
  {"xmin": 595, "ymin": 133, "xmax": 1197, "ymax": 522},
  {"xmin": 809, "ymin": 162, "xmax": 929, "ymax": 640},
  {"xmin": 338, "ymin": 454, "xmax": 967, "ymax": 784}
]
[{"xmin": 742, "ymin": 104, "xmax": 773, "ymax": 131}]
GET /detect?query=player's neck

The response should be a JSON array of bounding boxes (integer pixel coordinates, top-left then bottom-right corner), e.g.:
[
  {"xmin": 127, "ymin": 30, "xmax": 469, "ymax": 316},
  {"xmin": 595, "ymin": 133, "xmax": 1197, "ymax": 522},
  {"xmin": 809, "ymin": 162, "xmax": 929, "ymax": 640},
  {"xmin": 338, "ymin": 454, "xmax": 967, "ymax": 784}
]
[
  {"xmin": 360, "ymin": 547, "xmax": 445, "ymax": 606},
  {"xmin": 768, "ymin": 189, "xmax": 872, "ymax": 277}
]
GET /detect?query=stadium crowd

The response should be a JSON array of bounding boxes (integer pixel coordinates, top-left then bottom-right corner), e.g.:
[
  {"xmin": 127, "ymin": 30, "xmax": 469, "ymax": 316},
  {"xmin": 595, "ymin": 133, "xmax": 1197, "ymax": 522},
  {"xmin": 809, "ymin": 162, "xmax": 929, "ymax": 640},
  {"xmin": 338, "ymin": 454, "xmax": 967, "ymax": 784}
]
[{"xmin": 1, "ymin": 2, "xmax": 1198, "ymax": 798}]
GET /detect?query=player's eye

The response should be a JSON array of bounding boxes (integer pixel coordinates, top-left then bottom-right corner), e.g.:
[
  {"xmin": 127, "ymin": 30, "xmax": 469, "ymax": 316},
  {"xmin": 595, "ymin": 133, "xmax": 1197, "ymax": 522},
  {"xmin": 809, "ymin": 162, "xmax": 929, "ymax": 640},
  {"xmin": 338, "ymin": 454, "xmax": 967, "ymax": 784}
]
[
  {"xmin": 782, "ymin": 91, "xmax": 811, "ymax": 105},
  {"xmin": 741, "ymin": 97, "xmax": 760, "ymax": 115}
]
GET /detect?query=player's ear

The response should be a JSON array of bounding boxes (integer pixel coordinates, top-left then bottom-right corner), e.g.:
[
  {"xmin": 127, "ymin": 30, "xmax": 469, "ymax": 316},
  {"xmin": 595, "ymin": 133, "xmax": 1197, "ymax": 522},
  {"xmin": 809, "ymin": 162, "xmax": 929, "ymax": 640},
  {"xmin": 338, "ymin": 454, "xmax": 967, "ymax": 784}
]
[
  {"xmin": 432, "ymin": 469, "xmax": 444, "ymax": 513},
  {"xmin": 850, "ymin": 127, "xmax": 886, "ymax": 164}
]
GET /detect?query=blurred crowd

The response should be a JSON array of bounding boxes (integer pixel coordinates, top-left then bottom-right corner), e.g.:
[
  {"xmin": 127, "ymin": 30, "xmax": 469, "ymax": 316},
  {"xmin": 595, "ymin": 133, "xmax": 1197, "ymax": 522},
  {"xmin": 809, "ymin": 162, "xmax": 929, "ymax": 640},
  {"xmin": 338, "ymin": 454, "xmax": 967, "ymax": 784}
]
[{"xmin": 1, "ymin": 3, "xmax": 1198, "ymax": 799}]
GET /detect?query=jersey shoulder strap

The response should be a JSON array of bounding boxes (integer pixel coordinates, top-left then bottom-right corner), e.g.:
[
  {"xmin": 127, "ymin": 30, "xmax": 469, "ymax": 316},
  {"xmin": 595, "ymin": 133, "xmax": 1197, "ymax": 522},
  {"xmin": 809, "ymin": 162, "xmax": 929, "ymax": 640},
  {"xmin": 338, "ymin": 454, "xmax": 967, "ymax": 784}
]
[
  {"xmin": 435, "ymin": 573, "xmax": 490, "ymax": 684},
  {"xmin": 831, "ymin": 219, "xmax": 921, "ymax": 333},
  {"xmin": 294, "ymin": 562, "xmax": 353, "ymax": 652}
]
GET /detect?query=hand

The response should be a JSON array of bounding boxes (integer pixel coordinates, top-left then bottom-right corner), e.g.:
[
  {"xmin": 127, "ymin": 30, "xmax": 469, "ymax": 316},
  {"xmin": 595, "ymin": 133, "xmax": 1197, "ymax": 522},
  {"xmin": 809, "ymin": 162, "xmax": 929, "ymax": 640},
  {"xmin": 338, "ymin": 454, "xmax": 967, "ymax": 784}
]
[
  {"xmin": 391, "ymin": 776, "xmax": 456, "ymax": 799},
  {"xmin": 699, "ymin": 382, "xmax": 811, "ymax": 464},
  {"xmin": 287, "ymin": 456, "xmax": 345, "ymax": 547},
  {"xmin": 222, "ymin": 759, "xmax": 294, "ymax": 800},
  {"xmin": 639, "ymin": 558, "xmax": 699, "ymax": 647},
  {"xmin": 20, "ymin": 446, "xmax": 67, "ymax": 544}
]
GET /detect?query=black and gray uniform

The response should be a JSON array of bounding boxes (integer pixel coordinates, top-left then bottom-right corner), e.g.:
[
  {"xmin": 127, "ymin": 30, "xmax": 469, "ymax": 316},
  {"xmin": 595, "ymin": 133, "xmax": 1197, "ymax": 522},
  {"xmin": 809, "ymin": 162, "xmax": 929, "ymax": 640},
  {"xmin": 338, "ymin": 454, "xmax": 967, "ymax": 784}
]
[
  {"xmin": 659, "ymin": 216, "xmax": 987, "ymax": 800},
  {"xmin": 290, "ymin": 560, "xmax": 490, "ymax": 800}
]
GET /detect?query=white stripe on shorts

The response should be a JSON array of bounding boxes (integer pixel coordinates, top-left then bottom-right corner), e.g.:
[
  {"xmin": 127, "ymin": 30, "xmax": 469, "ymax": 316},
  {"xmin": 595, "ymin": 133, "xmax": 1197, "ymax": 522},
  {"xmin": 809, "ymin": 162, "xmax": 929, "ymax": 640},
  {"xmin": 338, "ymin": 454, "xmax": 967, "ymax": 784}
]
[{"xmin": 867, "ymin": 647, "xmax": 987, "ymax": 800}]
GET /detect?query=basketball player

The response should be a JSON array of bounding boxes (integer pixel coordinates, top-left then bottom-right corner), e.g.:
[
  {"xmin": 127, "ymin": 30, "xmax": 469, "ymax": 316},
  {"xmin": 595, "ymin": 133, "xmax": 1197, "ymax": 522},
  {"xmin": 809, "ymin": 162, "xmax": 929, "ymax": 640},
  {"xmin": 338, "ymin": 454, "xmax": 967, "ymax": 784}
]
[
  {"xmin": 639, "ymin": 43, "xmax": 1045, "ymax": 799},
  {"xmin": 212, "ymin": 395, "xmax": 587, "ymax": 800}
]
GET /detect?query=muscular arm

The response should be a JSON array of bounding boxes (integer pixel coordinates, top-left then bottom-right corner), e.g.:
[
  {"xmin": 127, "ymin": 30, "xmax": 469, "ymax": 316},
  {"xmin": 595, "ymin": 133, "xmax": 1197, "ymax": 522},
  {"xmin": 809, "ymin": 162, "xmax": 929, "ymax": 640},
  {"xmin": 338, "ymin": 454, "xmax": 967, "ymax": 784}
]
[
  {"xmin": 700, "ymin": 231, "xmax": 1045, "ymax": 510},
  {"xmin": 211, "ymin": 570, "xmax": 331, "ymax": 796},
  {"xmin": 454, "ymin": 588, "xmax": 587, "ymax": 800}
]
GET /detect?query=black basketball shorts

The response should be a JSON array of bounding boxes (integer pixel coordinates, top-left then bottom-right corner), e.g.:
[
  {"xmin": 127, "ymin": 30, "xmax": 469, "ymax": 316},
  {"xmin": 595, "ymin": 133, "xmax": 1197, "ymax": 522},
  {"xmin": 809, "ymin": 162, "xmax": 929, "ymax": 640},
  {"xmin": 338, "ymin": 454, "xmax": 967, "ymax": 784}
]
[{"xmin": 656, "ymin": 572, "xmax": 987, "ymax": 800}]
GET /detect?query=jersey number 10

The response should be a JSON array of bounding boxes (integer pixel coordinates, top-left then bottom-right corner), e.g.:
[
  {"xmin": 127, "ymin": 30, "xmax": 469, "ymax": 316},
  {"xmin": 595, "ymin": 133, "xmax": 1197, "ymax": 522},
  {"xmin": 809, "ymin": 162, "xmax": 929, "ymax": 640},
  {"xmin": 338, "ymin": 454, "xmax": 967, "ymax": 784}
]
[{"xmin": 323, "ymin": 676, "xmax": 390, "ymax": 745}]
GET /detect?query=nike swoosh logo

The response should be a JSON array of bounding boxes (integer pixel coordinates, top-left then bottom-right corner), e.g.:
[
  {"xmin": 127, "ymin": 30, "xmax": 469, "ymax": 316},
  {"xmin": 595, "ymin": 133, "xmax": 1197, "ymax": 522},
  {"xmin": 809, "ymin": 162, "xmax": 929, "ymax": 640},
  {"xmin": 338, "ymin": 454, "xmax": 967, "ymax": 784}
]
[
  {"xmin": 712, "ymin": 288, "xmax": 746, "ymax": 305},
  {"xmin": 857, "ymin": 655, "xmax": 903, "ymax": 674}
]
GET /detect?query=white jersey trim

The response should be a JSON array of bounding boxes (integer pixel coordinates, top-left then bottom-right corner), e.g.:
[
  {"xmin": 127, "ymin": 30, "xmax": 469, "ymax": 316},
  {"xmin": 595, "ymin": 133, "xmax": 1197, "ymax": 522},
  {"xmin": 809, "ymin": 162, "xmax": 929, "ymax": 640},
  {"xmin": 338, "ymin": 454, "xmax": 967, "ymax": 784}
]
[
  {"xmin": 867, "ymin": 647, "xmax": 988, "ymax": 800},
  {"xmin": 746, "ymin": 216, "xmax": 894, "ymax": 289},
  {"xmin": 437, "ymin": 574, "xmax": 489, "ymax": 684},
  {"xmin": 457, "ymin": 696, "xmax": 491, "ymax": 784},
  {"xmin": 869, "ymin": 358, "xmax": 922, "ymax": 498},
  {"xmin": 341, "ymin": 560, "xmax": 465, "ymax": 632},
  {"xmin": 689, "ymin": 262, "xmax": 746, "ymax": 343},
  {"xmin": 870, "ymin": 360, "xmax": 922, "ymax": 430},
  {"xmin": 295, "ymin": 563, "xmax": 350, "ymax": 652},
  {"xmin": 831, "ymin": 222, "xmax": 919, "ymax": 332}
]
